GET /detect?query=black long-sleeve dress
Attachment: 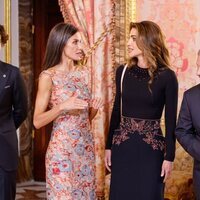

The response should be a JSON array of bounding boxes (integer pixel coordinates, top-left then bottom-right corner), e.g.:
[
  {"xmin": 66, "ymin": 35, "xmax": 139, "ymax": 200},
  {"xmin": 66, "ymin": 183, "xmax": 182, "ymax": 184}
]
[{"xmin": 106, "ymin": 64, "xmax": 178, "ymax": 200}]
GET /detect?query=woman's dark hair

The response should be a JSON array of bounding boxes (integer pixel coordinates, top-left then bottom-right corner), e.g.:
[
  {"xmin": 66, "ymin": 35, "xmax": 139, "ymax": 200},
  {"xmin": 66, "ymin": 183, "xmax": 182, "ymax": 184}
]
[
  {"xmin": 128, "ymin": 21, "xmax": 170, "ymax": 87},
  {"xmin": 43, "ymin": 23, "xmax": 78, "ymax": 69},
  {"xmin": 0, "ymin": 25, "xmax": 9, "ymax": 45}
]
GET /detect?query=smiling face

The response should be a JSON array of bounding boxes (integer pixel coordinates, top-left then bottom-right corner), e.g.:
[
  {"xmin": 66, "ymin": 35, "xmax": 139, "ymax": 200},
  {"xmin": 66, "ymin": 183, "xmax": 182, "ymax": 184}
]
[
  {"xmin": 127, "ymin": 28, "xmax": 143, "ymax": 59},
  {"xmin": 63, "ymin": 32, "xmax": 84, "ymax": 61}
]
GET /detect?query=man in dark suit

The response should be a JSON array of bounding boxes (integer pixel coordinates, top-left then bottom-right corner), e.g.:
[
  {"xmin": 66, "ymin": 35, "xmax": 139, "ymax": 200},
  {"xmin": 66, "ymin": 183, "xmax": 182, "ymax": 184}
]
[
  {"xmin": 0, "ymin": 25, "xmax": 28, "ymax": 199},
  {"xmin": 176, "ymin": 49, "xmax": 200, "ymax": 199}
]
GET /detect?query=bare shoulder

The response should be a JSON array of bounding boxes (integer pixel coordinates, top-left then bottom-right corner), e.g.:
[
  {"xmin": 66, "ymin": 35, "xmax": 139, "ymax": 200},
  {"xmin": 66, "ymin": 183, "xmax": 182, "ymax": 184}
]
[
  {"xmin": 38, "ymin": 69, "xmax": 53, "ymax": 91},
  {"xmin": 79, "ymin": 65, "xmax": 90, "ymax": 72},
  {"xmin": 40, "ymin": 66, "xmax": 56, "ymax": 77}
]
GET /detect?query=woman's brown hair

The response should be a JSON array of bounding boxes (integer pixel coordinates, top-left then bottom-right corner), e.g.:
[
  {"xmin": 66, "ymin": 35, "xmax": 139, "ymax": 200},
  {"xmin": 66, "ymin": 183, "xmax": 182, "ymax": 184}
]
[
  {"xmin": 42, "ymin": 23, "xmax": 78, "ymax": 70},
  {"xmin": 128, "ymin": 21, "xmax": 170, "ymax": 87},
  {"xmin": 0, "ymin": 25, "xmax": 9, "ymax": 45}
]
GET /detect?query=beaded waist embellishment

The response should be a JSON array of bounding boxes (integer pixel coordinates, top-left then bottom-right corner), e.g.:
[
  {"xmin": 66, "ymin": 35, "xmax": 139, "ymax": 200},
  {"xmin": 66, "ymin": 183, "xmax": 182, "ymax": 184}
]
[{"xmin": 112, "ymin": 116, "xmax": 165, "ymax": 151}]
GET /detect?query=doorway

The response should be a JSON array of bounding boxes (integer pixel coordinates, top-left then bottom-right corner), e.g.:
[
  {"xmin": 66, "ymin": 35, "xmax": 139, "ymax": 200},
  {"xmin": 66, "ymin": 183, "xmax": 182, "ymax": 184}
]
[{"xmin": 33, "ymin": 0, "xmax": 63, "ymax": 181}]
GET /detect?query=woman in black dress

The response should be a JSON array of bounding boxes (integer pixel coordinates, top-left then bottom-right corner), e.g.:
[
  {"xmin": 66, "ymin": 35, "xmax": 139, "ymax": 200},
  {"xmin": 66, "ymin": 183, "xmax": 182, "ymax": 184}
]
[{"xmin": 105, "ymin": 21, "xmax": 178, "ymax": 200}]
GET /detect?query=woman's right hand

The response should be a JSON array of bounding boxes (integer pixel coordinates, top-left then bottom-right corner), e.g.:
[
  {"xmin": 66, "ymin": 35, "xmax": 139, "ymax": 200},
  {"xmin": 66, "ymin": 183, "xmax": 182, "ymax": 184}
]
[
  {"xmin": 59, "ymin": 93, "xmax": 88, "ymax": 111},
  {"xmin": 105, "ymin": 149, "xmax": 112, "ymax": 172}
]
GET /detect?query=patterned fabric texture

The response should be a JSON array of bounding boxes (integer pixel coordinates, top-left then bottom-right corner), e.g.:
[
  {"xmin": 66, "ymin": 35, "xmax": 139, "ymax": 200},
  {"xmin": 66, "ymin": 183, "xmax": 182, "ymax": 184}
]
[{"xmin": 41, "ymin": 69, "xmax": 96, "ymax": 200}]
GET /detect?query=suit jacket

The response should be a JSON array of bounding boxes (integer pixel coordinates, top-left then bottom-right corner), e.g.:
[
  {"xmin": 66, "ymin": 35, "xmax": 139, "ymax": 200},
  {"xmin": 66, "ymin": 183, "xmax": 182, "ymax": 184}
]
[
  {"xmin": 0, "ymin": 61, "xmax": 28, "ymax": 171},
  {"xmin": 176, "ymin": 83, "xmax": 200, "ymax": 197}
]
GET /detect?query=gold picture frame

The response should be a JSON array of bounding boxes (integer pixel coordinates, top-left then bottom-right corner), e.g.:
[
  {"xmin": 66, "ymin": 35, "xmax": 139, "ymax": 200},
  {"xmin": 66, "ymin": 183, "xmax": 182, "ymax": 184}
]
[
  {"xmin": 125, "ymin": 0, "xmax": 136, "ymax": 58},
  {"xmin": 4, "ymin": 0, "xmax": 11, "ymax": 63}
]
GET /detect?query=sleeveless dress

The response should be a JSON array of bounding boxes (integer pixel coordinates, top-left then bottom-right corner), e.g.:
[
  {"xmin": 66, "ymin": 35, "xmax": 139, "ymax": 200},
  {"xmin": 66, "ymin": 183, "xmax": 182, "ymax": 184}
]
[{"xmin": 41, "ymin": 68, "xmax": 96, "ymax": 200}]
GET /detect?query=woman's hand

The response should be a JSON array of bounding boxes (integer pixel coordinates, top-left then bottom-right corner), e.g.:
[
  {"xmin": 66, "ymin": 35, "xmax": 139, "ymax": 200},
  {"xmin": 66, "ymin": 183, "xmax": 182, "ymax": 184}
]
[
  {"xmin": 91, "ymin": 98, "xmax": 104, "ymax": 109},
  {"xmin": 59, "ymin": 93, "xmax": 88, "ymax": 111},
  {"xmin": 89, "ymin": 98, "xmax": 104, "ymax": 121},
  {"xmin": 105, "ymin": 149, "xmax": 112, "ymax": 172},
  {"xmin": 161, "ymin": 160, "xmax": 173, "ymax": 182}
]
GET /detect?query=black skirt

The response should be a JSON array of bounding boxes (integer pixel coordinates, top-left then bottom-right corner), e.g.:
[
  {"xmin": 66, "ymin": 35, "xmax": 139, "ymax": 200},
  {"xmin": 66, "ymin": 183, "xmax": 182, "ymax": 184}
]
[{"xmin": 109, "ymin": 116, "xmax": 165, "ymax": 200}]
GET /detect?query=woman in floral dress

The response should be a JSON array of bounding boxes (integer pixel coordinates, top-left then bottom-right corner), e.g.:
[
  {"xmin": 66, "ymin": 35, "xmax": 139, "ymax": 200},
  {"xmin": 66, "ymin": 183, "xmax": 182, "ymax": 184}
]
[{"xmin": 33, "ymin": 23, "xmax": 102, "ymax": 200}]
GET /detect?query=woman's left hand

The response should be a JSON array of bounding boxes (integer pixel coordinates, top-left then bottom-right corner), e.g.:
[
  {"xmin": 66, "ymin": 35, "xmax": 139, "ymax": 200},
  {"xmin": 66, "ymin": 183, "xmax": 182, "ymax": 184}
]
[
  {"xmin": 91, "ymin": 98, "xmax": 104, "ymax": 109},
  {"xmin": 161, "ymin": 160, "xmax": 173, "ymax": 182}
]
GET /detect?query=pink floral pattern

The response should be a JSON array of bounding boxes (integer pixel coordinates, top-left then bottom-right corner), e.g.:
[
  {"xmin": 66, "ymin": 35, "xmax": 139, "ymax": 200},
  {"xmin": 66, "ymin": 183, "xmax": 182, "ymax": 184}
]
[
  {"xmin": 41, "ymin": 69, "xmax": 96, "ymax": 200},
  {"xmin": 167, "ymin": 37, "xmax": 188, "ymax": 75},
  {"xmin": 112, "ymin": 117, "xmax": 165, "ymax": 151}
]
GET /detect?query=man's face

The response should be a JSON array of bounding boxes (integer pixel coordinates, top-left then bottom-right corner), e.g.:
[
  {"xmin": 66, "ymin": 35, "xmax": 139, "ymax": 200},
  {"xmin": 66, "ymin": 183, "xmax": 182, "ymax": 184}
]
[{"xmin": 196, "ymin": 53, "xmax": 200, "ymax": 77}]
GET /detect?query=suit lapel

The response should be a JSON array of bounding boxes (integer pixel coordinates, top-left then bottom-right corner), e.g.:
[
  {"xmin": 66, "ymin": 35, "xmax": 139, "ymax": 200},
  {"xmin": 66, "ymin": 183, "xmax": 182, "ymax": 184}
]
[{"xmin": 0, "ymin": 61, "xmax": 10, "ymax": 97}]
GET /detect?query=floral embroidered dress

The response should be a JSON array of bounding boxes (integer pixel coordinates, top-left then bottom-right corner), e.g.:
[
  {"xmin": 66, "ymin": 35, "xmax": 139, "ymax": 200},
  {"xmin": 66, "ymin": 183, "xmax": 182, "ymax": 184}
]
[
  {"xmin": 41, "ymin": 68, "xmax": 96, "ymax": 200},
  {"xmin": 106, "ymin": 65, "xmax": 178, "ymax": 200}
]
